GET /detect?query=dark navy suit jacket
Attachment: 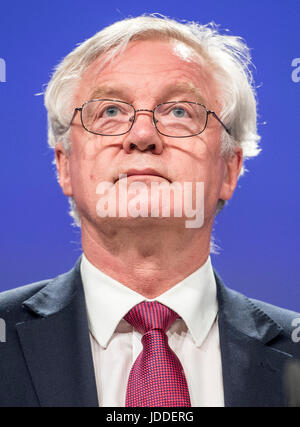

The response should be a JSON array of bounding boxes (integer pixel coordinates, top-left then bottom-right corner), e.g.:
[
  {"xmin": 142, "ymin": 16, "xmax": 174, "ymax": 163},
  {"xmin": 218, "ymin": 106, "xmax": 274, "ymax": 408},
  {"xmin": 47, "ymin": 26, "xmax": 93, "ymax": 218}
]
[{"xmin": 0, "ymin": 256, "xmax": 300, "ymax": 407}]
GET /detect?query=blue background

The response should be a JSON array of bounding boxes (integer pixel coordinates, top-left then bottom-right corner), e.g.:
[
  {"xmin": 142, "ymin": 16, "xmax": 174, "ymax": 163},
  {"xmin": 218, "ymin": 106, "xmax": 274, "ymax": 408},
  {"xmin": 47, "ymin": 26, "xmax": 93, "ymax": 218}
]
[{"xmin": 0, "ymin": 0, "xmax": 299, "ymax": 311}]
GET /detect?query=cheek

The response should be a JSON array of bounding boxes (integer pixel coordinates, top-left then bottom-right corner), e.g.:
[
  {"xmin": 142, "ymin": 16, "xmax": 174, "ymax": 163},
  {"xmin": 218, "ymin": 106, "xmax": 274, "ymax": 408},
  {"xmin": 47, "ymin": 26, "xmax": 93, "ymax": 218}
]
[
  {"xmin": 68, "ymin": 158, "xmax": 101, "ymax": 220},
  {"xmin": 68, "ymin": 146, "xmax": 97, "ymax": 196},
  {"xmin": 69, "ymin": 132, "xmax": 110, "ymax": 186},
  {"xmin": 192, "ymin": 136, "xmax": 224, "ymax": 184},
  {"xmin": 173, "ymin": 142, "xmax": 211, "ymax": 182},
  {"xmin": 69, "ymin": 162, "xmax": 90, "ymax": 199},
  {"xmin": 84, "ymin": 134, "xmax": 106, "ymax": 158},
  {"xmin": 70, "ymin": 125, "xmax": 107, "ymax": 162}
]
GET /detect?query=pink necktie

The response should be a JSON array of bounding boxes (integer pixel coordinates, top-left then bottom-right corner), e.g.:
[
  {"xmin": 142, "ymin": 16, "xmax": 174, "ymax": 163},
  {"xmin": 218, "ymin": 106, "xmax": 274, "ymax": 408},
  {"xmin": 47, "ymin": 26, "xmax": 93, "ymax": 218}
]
[{"xmin": 124, "ymin": 301, "xmax": 191, "ymax": 407}]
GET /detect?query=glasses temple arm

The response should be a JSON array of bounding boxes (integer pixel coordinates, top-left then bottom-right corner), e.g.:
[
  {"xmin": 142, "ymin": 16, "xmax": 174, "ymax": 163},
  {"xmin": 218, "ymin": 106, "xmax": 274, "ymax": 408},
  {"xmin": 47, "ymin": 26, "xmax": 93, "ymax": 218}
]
[
  {"xmin": 208, "ymin": 111, "xmax": 231, "ymax": 136},
  {"xmin": 69, "ymin": 108, "xmax": 82, "ymax": 128}
]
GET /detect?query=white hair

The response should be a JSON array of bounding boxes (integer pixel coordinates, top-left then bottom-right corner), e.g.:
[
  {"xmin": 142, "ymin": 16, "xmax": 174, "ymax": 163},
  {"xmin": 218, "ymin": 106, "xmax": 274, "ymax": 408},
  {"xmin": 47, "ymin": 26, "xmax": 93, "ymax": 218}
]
[{"xmin": 44, "ymin": 14, "xmax": 261, "ymax": 229}]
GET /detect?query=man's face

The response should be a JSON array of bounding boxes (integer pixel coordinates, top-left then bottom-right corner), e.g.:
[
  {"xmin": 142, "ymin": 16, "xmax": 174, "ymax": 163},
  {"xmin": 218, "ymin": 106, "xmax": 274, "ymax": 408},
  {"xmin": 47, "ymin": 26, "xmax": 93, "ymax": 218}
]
[{"xmin": 56, "ymin": 39, "xmax": 242, "ymax": 232}]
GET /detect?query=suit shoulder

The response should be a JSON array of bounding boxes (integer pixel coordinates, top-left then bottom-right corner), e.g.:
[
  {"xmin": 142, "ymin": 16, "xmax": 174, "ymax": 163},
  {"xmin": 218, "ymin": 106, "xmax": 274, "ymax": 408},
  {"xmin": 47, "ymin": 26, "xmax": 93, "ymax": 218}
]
[
  {"xmin": 0, "ymin": 280, "xmax": 50, "ymax": 316},
  {"xmin": 249, "ymin": 297, "xmax": 300, "ymax": 334}
]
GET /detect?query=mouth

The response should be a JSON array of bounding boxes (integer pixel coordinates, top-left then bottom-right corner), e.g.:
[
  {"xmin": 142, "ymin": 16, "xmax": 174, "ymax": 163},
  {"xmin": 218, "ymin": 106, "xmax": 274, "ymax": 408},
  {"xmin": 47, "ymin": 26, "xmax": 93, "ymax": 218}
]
[{"xmin": 114, "ymin": 169, "xmax": 171, "ymax": 183}]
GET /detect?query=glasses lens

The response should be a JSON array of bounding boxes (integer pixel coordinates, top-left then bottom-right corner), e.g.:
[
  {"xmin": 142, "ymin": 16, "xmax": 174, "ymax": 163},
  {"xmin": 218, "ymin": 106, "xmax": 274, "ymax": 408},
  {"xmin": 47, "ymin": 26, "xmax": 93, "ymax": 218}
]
[
  {"xmin": 154, "ymin": 102, "xmax": 207, "ymax": 137},
  {"xmin": 81, "ymin": 100, "xmax": 134, "ymax": 135}
]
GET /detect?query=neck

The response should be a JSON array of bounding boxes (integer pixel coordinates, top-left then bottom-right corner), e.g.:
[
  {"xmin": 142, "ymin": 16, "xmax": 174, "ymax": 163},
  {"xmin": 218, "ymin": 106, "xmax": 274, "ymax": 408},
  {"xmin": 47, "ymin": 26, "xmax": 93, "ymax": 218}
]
[{"xmin": 81, "ymin": 218, "xmax": 212, "ymax": 298}]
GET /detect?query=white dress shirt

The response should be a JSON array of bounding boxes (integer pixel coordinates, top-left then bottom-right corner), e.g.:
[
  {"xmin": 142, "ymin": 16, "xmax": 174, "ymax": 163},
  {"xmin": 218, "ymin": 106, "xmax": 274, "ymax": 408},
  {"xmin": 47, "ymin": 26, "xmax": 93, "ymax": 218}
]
[{"xmin": 80, "ymin": 253, "xmax": 224, "ymax": 407}]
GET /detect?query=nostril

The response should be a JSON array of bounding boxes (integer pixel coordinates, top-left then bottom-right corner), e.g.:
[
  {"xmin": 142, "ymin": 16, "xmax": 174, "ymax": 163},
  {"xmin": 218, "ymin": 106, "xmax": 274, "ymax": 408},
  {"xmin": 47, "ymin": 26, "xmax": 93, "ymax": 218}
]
[{"xmin": 128, "ymin": 142, "xmax": 155, "ymax": 151}]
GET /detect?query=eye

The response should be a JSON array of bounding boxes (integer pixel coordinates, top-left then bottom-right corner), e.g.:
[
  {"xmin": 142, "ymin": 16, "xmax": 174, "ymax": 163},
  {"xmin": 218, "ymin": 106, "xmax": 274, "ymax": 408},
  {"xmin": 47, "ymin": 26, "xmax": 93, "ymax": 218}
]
[
  {"xmin": 170, "ymin": 106, "xmax": 188, "ymax": 118},
  {"xmin": 103, "ymin": 105, "xmax": 120, "ymax": 117}
]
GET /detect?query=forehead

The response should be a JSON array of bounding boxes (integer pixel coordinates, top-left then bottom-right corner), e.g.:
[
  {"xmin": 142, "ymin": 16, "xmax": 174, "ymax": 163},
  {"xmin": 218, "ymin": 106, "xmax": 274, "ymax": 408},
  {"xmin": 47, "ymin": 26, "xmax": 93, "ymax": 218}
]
[{"xmin": 74, "ymin": 39, "xmax": 220, "ymax": 109}]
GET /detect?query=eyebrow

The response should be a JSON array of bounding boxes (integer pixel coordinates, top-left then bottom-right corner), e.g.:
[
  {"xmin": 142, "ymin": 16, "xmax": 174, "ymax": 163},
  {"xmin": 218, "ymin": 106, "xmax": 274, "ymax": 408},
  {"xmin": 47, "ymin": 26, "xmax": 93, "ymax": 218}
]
[
  {"xmin": 157, "ymin": 82, "xmax": 207, "ymax": 105},
  {"xmin": 87, "ymin": 82, "xmax": 207, "ymax": 106},
  {"xmin": 88, "ymin": 85, "xmax": 132, "ymax": 102}
]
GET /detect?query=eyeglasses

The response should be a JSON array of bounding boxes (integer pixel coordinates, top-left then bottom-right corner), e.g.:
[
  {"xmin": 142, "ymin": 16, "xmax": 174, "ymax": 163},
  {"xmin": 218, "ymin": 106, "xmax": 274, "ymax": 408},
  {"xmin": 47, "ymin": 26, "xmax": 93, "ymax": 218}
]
[{"xmin": 70, "ymin": 99, "xmax": 231, "ymax": 138}]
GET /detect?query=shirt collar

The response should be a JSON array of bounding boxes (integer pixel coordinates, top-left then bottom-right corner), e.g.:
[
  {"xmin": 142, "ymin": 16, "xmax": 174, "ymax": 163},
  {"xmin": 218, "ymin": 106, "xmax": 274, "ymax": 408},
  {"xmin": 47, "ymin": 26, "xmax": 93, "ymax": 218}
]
[{"xmin": 81, "ymin": 253, "xmax": 218, "ymax": 348}]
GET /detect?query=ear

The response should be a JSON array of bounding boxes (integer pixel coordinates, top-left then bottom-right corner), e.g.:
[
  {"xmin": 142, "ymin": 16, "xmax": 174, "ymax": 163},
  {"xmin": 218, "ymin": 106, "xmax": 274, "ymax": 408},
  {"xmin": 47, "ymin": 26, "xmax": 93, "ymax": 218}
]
[
  {"xmin": 55, "ymin": 142, "xmax": 73, "ymax": 196},
  {"xmin": 219, "ymin": 147, "xmax": 243, "ymax": 201}
]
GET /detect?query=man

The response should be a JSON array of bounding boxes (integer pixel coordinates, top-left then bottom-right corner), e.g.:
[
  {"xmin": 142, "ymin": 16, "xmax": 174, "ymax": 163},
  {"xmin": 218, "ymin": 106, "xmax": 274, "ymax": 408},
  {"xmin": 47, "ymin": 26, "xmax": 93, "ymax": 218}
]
[{"xmin": 0, "ymin": 15, "xmax": 299, "ymax": 407}]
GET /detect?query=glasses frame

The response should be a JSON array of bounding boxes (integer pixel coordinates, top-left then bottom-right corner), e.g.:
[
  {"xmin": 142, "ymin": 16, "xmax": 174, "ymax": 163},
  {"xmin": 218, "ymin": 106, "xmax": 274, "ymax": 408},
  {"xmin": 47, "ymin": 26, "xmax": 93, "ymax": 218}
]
[{"xmin": 69, "ymin": 98, "xmax": 231, "ymax": 138}]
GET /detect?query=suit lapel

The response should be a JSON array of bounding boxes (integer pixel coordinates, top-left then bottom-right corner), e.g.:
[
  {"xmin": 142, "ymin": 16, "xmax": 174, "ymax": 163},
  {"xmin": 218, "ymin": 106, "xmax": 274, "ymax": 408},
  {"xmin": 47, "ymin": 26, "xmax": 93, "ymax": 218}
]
[
  {"xmin": 215, "ymin": 272, "xmax": 292, "ymax": 407},
  {"xmin": 16, "ymin": 258, "xmax": 98, "ymax": 407}
]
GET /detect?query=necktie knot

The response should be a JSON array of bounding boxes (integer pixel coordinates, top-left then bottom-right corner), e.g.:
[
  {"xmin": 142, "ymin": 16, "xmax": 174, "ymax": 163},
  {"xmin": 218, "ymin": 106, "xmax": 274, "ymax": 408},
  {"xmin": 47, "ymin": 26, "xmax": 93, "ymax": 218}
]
[{"xmin": 124, "ymin": 301, "xmax": 178, "ymax": 335}]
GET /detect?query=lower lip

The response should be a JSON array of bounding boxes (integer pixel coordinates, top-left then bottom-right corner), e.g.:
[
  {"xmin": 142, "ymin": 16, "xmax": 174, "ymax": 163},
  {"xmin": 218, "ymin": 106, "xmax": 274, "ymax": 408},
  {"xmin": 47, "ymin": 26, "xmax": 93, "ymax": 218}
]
[{"xmin": 118, "ymin": 174, "xmax": 168, "ymax": 182}]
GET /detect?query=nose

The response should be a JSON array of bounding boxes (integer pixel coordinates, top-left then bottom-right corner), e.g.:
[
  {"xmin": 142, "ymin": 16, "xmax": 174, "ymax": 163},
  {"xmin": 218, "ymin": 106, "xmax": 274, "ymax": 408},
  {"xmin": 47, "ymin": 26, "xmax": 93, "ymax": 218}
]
[{"xmin": 122, "ymin": 109, "xmax": 164, "ymax": 154}]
